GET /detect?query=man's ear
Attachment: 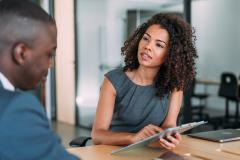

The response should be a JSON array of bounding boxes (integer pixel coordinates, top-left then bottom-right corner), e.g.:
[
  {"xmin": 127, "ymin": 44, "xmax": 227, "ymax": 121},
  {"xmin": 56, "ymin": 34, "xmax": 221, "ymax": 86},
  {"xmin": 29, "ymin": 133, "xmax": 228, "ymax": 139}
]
[{"xmin": 12, "ymin": 43, "xmax": 29, "ymax": 65}]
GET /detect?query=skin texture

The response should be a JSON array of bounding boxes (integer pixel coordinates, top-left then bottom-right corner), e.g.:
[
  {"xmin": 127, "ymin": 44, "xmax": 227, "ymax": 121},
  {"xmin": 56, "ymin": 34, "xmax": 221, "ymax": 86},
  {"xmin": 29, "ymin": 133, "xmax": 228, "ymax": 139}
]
[
  {"xmin": 15, "ymin": 24, "xmax": 57, "ymax": 90},
  {"xmin": 0, "ymin": 21, "xmax": 57, "ymax": 90},
  {"xmin": 137, "ymin": 25, "xmax": 169, "ymax": 71},
  {"xmin": 0, "ymin": 0, "xmax": 57, "ymax": 91}
]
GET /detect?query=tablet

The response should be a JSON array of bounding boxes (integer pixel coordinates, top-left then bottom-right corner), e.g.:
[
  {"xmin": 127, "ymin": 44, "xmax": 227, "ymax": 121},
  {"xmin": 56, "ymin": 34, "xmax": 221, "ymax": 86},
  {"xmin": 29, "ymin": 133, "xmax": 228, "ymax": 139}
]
[{"xmin": 111, "ymin": 121, "xmax": 207, "ymax": 154}]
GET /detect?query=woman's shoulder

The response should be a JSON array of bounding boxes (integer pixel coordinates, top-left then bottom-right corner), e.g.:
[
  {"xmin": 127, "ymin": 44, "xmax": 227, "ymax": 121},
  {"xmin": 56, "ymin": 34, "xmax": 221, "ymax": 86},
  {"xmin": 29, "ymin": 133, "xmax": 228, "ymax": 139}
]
[
  {"xmin": 105, "ymin": 67, "xmax": 125, "ymax": 79},
  {"xmin": 106, "ymin": 67, "xmax": 123, "ymax": 75},
  {"xmin": 104, "ymin": 67, "xmax": 128, "ymax": 90}
]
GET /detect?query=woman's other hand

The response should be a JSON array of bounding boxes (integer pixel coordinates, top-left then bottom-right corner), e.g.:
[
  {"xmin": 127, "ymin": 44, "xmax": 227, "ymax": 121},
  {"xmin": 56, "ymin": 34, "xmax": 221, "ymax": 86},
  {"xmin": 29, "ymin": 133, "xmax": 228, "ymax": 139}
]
[{"xmin": 159, "ymin": 132, "xmax": 182, "ymax": 149}]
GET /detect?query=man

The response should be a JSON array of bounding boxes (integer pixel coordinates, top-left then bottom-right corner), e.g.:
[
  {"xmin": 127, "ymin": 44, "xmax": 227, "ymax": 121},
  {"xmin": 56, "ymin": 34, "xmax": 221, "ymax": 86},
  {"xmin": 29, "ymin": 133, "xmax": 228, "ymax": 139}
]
[{"xmin": 0, "ymin": 0, "xmax": 80, "ymax": 159}]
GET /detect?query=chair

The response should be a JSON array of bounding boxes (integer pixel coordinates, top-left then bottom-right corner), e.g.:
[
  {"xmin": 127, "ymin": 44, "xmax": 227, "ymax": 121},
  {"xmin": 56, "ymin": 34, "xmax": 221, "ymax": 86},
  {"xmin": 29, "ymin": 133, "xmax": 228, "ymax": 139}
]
[
  {"xmin": 218, "ymin": 72, "xmax": 239, "ymax": 127},
  {"xmin": 190, "ymin": 79, "xmax": 209, "ymax": 121},
  {"xmin": 69, "ymin": 136, "xmax": 92, "ymax": 147}
]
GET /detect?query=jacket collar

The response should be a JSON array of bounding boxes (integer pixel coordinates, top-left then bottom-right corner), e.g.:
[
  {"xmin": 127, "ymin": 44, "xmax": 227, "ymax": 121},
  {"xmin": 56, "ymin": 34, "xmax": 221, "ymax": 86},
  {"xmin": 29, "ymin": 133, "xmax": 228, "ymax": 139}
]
[
  {"xmin": 0, "ymin": 80, "xmax": 3, "ymax": 89},
  {"xmin": 0, "ymin": 72, "xmax": 15, "ymax": 91}
]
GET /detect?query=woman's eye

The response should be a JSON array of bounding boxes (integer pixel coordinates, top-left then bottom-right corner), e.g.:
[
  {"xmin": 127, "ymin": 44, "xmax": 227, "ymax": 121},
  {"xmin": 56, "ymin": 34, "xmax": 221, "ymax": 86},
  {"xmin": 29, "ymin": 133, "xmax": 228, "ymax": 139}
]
[
  {"xmin": 142, "ymin": 36, "xmax": 149, "ymax": 41},
  {"xmin": 156, "ymin": 43, "xmax": 163, "ymax": 48}
]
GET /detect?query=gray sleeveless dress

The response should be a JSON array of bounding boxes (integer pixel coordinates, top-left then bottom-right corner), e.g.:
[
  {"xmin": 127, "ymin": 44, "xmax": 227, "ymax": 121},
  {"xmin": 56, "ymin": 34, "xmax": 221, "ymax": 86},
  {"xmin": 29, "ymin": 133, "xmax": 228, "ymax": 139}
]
[{"xmin": 105, "ymin": 68, "xmax": 170, "ymax": 133}]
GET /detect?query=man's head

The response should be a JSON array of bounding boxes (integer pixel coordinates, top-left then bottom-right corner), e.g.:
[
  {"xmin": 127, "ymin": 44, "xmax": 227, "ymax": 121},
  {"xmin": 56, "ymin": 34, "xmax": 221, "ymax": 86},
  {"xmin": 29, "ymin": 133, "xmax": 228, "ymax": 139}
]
[{"xmin": 0, "ymin": 0, "xmax": 57, "ymax": 90}]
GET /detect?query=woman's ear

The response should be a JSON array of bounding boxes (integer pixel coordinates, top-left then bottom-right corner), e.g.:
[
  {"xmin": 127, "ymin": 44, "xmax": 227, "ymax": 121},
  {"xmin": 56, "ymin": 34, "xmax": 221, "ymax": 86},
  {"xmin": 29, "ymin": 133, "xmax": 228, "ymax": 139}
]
[{"xmin": 12, "ymin": 43, "xmax": 28, "ymax": 65}]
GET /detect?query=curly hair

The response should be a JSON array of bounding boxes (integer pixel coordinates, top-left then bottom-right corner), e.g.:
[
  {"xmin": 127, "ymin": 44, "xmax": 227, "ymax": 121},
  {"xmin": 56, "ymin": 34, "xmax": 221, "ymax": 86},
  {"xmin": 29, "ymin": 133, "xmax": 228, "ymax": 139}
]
[{"xmin": 121, "ymin": 13, "xmax": 198, "ymax": 98}]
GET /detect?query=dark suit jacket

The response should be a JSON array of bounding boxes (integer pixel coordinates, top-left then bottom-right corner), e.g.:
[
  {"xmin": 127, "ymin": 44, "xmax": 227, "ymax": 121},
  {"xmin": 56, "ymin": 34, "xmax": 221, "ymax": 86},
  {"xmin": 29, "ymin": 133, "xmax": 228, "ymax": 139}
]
[{"xmin": 0, "ymin": 82, "xmax": 79, "ymax": 160}]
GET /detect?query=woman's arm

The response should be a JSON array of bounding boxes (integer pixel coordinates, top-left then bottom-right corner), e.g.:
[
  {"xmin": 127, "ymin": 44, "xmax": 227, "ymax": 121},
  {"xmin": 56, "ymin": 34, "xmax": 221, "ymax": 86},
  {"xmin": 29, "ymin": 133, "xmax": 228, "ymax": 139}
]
[
  {"xmin": 159, "ymin": 89, "xmax": 183, "ymax": 149},
  {"xmin": 161, "ymin": 89, "xmax": 183, "ymax": 129},
  {"xmin": 91, "ymin": 77, "xmax": 134, "ymax": 145},
  {"xmin": 91, "ymin": 77, "xmax": 162, "ymax": 145}
]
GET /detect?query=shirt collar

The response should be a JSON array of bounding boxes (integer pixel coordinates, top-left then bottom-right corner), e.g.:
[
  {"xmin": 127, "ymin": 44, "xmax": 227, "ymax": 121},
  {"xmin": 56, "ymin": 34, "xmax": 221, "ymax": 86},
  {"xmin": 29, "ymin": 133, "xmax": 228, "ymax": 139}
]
[{"xmin": 0, "ymin": 72, "xmax": 15, "ymax": 91}]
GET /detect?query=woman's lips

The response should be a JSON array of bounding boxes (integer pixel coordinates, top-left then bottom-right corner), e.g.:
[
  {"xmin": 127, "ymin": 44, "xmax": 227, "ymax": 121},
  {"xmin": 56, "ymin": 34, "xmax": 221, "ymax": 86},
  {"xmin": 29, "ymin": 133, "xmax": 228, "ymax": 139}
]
[{"xmin": 140, "ymin": 52, "xmax": 152, "ymax": 61}]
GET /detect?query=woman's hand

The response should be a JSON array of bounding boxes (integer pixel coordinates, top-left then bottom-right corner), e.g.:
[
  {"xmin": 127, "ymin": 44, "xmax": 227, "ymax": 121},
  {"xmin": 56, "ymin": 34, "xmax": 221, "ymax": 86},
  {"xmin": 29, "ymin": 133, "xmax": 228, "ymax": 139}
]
[
  {"xmin": 159, "ymin": 132, "xmax": 182, "ymax": 149},
  {"xmin": 131, "ymin": 124, "xmax": 163, "ymax": 143}
]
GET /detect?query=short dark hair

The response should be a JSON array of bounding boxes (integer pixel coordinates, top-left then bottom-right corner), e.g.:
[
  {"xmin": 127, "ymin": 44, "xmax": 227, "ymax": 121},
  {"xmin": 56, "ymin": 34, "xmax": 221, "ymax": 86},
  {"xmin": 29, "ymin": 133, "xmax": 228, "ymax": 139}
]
[
  {"xmin": 0, "ymin": 0, "xmax": 55, "ymax": 52},
  {"xmin": 121, "ymin": 13, "xmax": 198, "ymax": 98},
  {"xmin": 0, "ymin": 0, "xmax": 54, "ymax": 24}
]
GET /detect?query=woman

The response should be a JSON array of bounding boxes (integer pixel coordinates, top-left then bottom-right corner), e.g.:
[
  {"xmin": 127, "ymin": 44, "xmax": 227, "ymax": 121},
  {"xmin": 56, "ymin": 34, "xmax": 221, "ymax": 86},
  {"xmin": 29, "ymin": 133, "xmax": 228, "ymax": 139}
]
[{"xmin": 91, "ymin": 13, "xmax": 197, "ymax": 149}]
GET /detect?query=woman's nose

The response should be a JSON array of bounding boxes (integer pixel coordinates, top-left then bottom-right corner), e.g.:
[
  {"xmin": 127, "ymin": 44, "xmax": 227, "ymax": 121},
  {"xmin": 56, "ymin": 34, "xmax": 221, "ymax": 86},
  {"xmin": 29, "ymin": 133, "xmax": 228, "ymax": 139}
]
[{"xmin": 145, "ymin": 41, "xmax": 152, "ymax": 51}]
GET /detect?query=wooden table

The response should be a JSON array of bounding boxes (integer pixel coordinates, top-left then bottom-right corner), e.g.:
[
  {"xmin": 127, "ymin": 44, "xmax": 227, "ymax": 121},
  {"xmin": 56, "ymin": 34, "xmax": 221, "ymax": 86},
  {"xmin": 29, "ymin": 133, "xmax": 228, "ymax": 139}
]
[{"xmin": 67, "ymin": 136, "xmax": 240, "ymax": 160}]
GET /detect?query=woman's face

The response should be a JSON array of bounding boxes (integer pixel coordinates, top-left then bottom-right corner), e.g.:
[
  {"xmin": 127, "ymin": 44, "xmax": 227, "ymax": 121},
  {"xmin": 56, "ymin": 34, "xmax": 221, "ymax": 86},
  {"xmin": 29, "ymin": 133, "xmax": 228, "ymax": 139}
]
[{"xmin": 137, "ymin": 24, "xmax": 169, "ymax": 69}]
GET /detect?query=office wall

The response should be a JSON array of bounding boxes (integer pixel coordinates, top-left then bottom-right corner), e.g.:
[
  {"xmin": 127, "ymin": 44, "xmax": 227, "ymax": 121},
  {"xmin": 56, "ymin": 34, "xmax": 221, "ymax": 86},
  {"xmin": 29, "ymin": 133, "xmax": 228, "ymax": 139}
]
[
  {"xmin": 192, "ymin": 0, "xmax": 240, "ymax": 114},
  {"xmin": 55, "ymin": 0, "xmax": 76, "ymax": 125},
  {"xmin": 76, "ymin": 0, "xmax": 108, "ymax": 126},
  {"xmin": 192, "ymin": 0, "xmax": 240, "ymax": 79}
]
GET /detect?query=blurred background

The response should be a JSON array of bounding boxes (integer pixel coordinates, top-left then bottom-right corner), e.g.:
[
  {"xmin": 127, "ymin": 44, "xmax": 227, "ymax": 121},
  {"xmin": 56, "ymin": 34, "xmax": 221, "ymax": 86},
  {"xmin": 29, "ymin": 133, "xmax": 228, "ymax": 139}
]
[{"xmin": 30, "ymin": 0, "xmax": 240, "ymax": 147}]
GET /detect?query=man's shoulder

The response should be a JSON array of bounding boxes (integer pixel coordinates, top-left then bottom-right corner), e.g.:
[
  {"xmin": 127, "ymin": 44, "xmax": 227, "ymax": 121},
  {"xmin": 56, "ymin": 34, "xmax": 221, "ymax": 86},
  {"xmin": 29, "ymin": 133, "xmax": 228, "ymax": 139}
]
[
  {"xmin": 0, "ymin": 88, "xmax": 38, "ymax": 100},
  {"xmin": 0, "ymin": 89, "xmax": 44, "ymax": 118},
  {"xmin": 11, "ymin": 91, "xmax": 41, "ymax": 106},
  {"xmin": 0, "ymin": 89, "xmax": 80, "ymax": 160},
  {"xmin": 0, "ymin": 89, "xmax": 47, "ymax": 140}
]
